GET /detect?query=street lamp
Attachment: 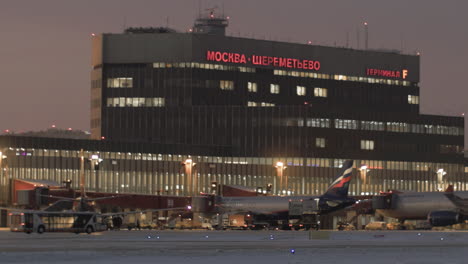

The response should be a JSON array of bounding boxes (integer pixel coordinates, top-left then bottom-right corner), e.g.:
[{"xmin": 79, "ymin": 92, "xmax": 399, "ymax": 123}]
[
  {"xmin": 183, "ymin": 159, "xmax": 196, "ymax": 196},
  {"xmin": 0, "ymin": 150, "xmax": 8, "ymax": 205},
  {"xmin": 359, "ymin": 165, "xmax": 369, "ymax": 194},
  {"xmin": 275, "ymin": 161, "xmax": 287, "ymax": 195},
  {"xmin": 90, "ymin": 154, "xmax": 103, "ymax": 192}
]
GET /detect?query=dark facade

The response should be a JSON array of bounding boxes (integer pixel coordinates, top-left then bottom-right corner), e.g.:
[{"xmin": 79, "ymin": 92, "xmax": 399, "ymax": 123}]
[{"xmin": 91, "ymin": 31, "xmax": 463, "ymax": 165}]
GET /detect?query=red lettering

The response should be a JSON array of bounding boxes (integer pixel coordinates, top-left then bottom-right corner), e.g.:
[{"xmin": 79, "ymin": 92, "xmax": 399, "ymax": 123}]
[
  {"xmin": 215, "ymin": 52, "xmax": 222, "ymax": 61},
  {"xmin": 279, "ymin": 58, "xmax": 287, "ymax": 67},
  {"xmin": 208, "ymin": 50, "xmax": 321, "ymax": 71},
  {"xmin": 252, "ymin": 55, "xmax": 260, "ymax": 65},
  {"xmin": 297, "ymin": 60, "xmax": 303, "ymax": 69},
  {"xmin": 267, "ymin": 56, "xmax": 274, "ymax": 65},
  {"xmin": 367, "ymin": 68, "xmax": 406, "ymax": 79},
  {"xmin": 207, "ymin": 51, "xmax": 216, "ymax": 61},
  {"xmin": 240, "ymin": 54, "xmax": 246, "ymax": 63},
  {"xmin": 314, "ymin": 61, "xmax": 321, "ymax": 70}
]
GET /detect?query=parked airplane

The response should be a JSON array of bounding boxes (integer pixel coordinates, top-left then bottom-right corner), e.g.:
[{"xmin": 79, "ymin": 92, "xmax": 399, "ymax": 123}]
[
  {"xmin": 373, "ymin": 186, "xmax": 468, "ymax": 226},
  {"xmin": 215, "ymin": 160, "xmax": 356, "ymax": 228}
]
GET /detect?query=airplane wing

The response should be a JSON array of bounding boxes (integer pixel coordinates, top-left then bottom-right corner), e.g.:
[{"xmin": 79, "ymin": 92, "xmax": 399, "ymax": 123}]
[
  {"xmin": 84, "ymin": 195, "xmax": 132, "ymax": 201},
  {"xmin": 443, "ymin": 193, "xmax": 468, "ymax": 214},
  {"xmin": 40, "ymin": 194, "xmax": 76, "ymax": 201}
]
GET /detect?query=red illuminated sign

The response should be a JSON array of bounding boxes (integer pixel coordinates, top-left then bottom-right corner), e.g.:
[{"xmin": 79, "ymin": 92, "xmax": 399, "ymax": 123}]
[
  {"xmin": 206, "ymin": 51, "xmax": 321, "ymax": 71},
  {"xmin": 367, "ymin": 68, "xmax": 409, "ymax": 79}
]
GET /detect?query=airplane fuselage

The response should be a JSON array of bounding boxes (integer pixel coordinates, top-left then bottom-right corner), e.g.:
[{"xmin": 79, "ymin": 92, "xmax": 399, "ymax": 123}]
[{"xmin": 376, "ymin": 191, "xmax": 468, "ymax": 220}]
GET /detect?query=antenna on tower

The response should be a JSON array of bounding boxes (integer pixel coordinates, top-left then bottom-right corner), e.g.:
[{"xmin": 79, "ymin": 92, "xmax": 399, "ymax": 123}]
[
  {"xmin": 122, "ymin": 16, "xmax": 127, "ymax": 31},
  {"xmin": 356, "ymin": 28, "xmax": 360, "ymax": 49},
  {"xmin": 198, "ymin": 0, "xmax": 201, "ymax": 17},
  {"xmin": 346, "ymin": 31, "xmax": 349, "ymax": 48},
  {"xmin": 400, "ymin": 32, "xmax": 404, "ymax": 53},
  {"xmin": 364, "ymin": 21, "xmax": 369, "ymax": 50}
]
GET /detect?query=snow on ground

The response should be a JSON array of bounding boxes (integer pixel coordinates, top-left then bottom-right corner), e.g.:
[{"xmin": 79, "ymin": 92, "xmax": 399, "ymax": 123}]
[{"xmin": 1, "ymin": 229, "xmax": 468, "ymax": 264}]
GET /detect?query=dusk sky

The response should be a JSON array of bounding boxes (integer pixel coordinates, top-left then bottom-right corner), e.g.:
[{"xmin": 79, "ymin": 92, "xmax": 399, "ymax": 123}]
[{"xmin": 1, "ymin": 0, "xmax": 466, "ymax": 133}]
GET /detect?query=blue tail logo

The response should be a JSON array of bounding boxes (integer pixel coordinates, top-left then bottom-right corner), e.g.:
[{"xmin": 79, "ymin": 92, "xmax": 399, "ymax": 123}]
[{"xmin": 324, "ymin": 160, "xmax": 354, "ymax": 198}]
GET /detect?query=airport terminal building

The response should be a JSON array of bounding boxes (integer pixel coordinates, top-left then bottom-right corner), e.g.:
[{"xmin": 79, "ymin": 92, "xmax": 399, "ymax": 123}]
[{"xmin": 0, "ymin": 15, "xmax": 466, "ymax": 206}]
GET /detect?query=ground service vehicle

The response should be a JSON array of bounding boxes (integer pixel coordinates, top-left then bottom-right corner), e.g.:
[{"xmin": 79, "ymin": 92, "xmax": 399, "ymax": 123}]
[{"xmin": 9, "ymin": 211, "xmax": 107, "ymax": 234}]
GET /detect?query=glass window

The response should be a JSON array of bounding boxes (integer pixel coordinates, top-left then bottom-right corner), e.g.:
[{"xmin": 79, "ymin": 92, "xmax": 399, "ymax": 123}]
[
  {"xmin": 316, "ymin": 138, "xmax": 326, "ymax": 148},
  {"xmin": 107, "ymin": 77, "xmax": 133, "ymax": 88},
  {"xmin": 306, "ymin": 118, "xmax": 330, "ymax": 128},
  {"xmin": 220, "ymin": 80, "xmax": 234, "ymax": 90},
  {"xmin": 247, "ymin": 82, "xmax": 258, "ymax": 93},
  {"xmin": 360, "ymin": 140, "xmax": 375, "ymax": 150},
  {"xmin": 296, "ymin": 86, "xmax": 306, "ymax": 96},
  {"xmin": 314, "ymin": 87, "xmax": 327, "ymax": 97},
  {"xmin": 106, "ymin": 97, "xmax": 165, "ymax": 107},
  {"xmin": 408, "ymin": 95, "xmax": 419, "ymax": 104},
  {"xmin": 361, "ymin": 121, "xmax": 384, "ymax": 131},
  {"xmin": 260, "ymin": 102, "xmax": 275, "ymax": 107},
  {"xmin": 335, "ymin": 119, "xmax": 358, "ymax": 130},
  {"xmin": 154, "ymin": 98, "xmax": 165, "ymax": 107},
  {"xmin": 270, "ymin": 84, "xmax": 280, "ymax": 94}
]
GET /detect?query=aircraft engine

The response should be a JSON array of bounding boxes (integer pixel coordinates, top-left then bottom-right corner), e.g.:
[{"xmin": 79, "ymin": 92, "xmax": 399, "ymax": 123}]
[{"xmin": 427, "ymin": 211, "xmax": 459, "ymax": 227}]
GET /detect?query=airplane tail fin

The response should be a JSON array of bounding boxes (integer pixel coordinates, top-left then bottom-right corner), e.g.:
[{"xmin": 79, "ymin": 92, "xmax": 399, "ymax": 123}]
[
  {"xmin": 445, "ymin": 185, "xmax": 454, "ymax": 193},
  {"xmin": 323, "ymin": 160, "xmax": 354, "ymax": 198}
]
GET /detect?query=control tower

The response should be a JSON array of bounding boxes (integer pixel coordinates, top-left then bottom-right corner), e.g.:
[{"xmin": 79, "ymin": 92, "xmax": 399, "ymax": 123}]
[{"xmin": 193, "ymin": 8, "xmax": 228, "ymax": 35}]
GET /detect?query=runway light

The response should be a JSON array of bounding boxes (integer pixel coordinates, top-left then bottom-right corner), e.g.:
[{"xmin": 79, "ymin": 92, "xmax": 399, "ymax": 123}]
[
  {"xmin": 440, "ymin": 237, "xmax": 444, "ymax": 241},
  {"xmin": 205, "ymin": 235, "xmax": 209, "ymax": 239},
  {"xmin": 147, "ymin": 235, "xmax": 152, "ymax": 239},
  {"xmin": 156, "ymin": 236, "xmax": 160, "ymax": 239},
  {"xmin": 290, "ymin": 249, "xmax": 296, "ymax": 254},
  {"xmin": 418, "ymin": 233, "xmax": 421, "ymax": 236}
]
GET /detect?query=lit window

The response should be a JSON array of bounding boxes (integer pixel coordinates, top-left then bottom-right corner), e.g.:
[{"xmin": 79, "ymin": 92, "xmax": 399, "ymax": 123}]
[
  {"xmin": 107, "ymin": 77, "xmax": 133, "ymax": 88},
  {"xmin": 247, "ymin": 82, "xmax": 258, "ymax": 93},
  {"xmin": 296, "ymin": 86, "xmax": 306, "ymax": 96},
  {"xmin": 307, "ymin": 118, "xmax": 330, "ymax": 128},
  {"xmin": 408, "ymin": 95, "xmax": 419, "ymax": 104},
  {"xmin": 270, "ymin": 84, "xmax": 280, "ymax": 94},
  {"xmin": 247, "ymin": 101, "xmax": 257, "ymax": 107},
  {"xmin": 314, "ymin": 87, "xmax": 327, "ymax": 97},
  {"xmin": 260, "ymin": 102, "xmax": 275, "ymax": 107},
  {"xmin": 106, "ymin": 97, "xmax": 165, "ymax": 107},
  {"xmin": 335, "ymin": 119, "xmax": 358, "ymax": 130},
  {"xmin": 316, "ymin": 138, "xmax": 326, "ymax": 148},
  {"xmin": 220, "ymin": 80, "xmax": 234, "ymax": 90},
  {"xmin": 360, "ymin": 140, "xmax": 374, "ymax": 150},
  {"xmin": 361, "ymin": 121, "xmax": 384, "ymax": 131}
]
